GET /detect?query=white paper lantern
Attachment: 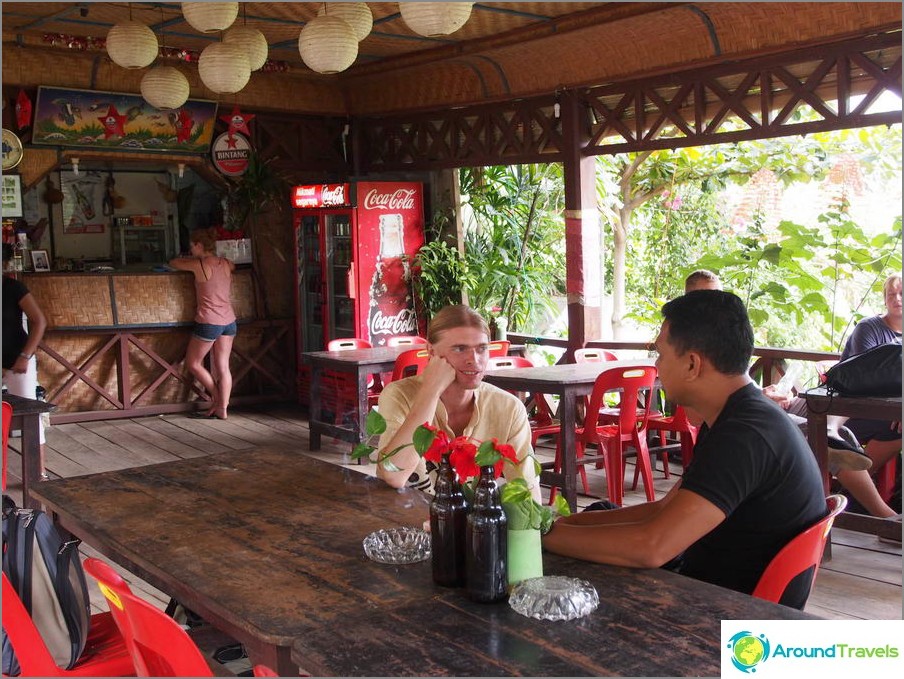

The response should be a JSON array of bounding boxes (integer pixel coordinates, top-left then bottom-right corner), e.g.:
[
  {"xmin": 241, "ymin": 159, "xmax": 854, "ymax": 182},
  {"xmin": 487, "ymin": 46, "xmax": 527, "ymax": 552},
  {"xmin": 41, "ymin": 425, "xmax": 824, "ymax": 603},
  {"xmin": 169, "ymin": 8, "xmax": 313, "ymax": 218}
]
[
  {"xmin": 140, "ymin": 66, "xmax": 190, "ymax": 110},
  {"xmin": 182, "ymin": 2, "xmax": 239, "ymax": 33},
  {"xmin": 317, "ymin": 2, "xmax": 373, "ymax": 42},
  {"xmin": 398, "ymin": 2, "xmax": 473, "ymax": 37},
  {"xmin": 298, "ymin": 15, "xmax": 358, "ymax": 75},
  {"xmin": 105, "ymin": 21, "xmax": 158, "ymax": 69},
  {"xmin": 199, "ymin": 42, "xmax": 251, "ymax": 94},
  {"xmin": 223, "ymin": 26, "xmax": 269, "ymax": 71}
]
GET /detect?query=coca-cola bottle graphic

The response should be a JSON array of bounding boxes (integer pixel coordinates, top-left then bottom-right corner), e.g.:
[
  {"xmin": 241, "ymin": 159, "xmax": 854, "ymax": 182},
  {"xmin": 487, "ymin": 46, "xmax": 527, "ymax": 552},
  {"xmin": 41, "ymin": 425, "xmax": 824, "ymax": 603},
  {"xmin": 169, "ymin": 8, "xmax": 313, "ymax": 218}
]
[{"xmin": 369, "ymin": 213, "xmax": 417, "ymax": 346}]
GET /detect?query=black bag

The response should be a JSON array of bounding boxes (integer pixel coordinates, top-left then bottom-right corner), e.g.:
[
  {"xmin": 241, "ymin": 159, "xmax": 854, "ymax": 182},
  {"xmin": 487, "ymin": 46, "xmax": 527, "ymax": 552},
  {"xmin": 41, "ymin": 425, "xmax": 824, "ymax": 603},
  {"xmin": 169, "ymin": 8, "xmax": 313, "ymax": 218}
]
[
  {"xmin": 824, "ymin": 343, "xmax": 902, "ymax": 397},
  {"xmin": 2, "ymin": 495, "xmax": 92, "ymax": 675}
]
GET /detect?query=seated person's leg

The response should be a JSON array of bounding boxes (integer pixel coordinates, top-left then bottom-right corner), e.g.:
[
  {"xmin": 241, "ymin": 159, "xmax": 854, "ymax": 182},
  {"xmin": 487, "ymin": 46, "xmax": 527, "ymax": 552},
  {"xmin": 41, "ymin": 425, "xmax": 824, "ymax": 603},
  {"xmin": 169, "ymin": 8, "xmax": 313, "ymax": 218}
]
[
  {"xmin": 846, "ymin": 418, "xmax": 902, "ymax": 469},
  {"xmin": 835, "ymin": 468, "xmax": 898, "ymax": 518}
]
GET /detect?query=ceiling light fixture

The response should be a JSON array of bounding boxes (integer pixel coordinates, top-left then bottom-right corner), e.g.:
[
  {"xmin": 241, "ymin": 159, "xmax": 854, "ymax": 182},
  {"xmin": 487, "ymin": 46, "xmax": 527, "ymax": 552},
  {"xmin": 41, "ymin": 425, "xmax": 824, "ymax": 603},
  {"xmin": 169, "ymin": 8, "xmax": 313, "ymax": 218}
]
[
  {"xmin": 398, "ymin": 2, "xmax": 473, "ymax": 38},
  {"xmin": 298, "ymin": 14, "xmax": 358, "ymax": 75},
  {"xmin": 181, "ymin": 2, "xmax": 239, "ymax": 34},
  {"xmin": 141, "ymin": 66, "xmax": 190, "ymax": 110},
  {"xmin": 317, "ymin": 2, "xmax": 373, "ymax": 42},
  {"xmin": 224, "ymin": 26, "xmax": 269, "ymax": 71},
  {"xmin": 199, "ymin": 42, "xmax": 251, "ymax": 93},
  {"xmin": 105, "ymin": 19, "xmax": 158, "ymax": 69}
]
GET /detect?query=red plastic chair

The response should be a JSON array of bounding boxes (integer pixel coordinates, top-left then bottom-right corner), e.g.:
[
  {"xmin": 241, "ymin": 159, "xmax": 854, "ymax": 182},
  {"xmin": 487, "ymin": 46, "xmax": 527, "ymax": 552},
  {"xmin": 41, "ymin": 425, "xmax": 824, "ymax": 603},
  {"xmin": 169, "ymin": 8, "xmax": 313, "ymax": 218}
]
[
  {"xmin": 875, "ymin": 456, "xmax": 900, "ymax": 504},
  {"xmin": 488, "ymin": 340, "xmax": 510, "ymax": 357},
  {"xmin": 326, "ymin": 337, "xmax": 383, "ymax": 409},
  {"xmin": 574, "ymin": 347, "xmax": 619, "ymax": 363},
  {"xmin": 1, "ymin": 572, "xmax": 135, "ymax": 677},
  {"xmin": 486, "ymin": 356, "xmax": 560, "ymax": 446},
  {"xmin": 390, "ymin": 348, "xmax": 431, "ymax": 382},
  {"xmin": 327, "ymin": 338, "xmax": 371, "ymax": 351},
  {"xmin": 550, "ymin": 365, "xmax": 658, "ymax": 506},
  {"xmin": 2, "ymin": 400, "xmax": 11, "ymax": 491},
  {"xmin": 646, "ymin": 404, "xmax": 698, "ymax": 479},
  {"xmin": 752, "ymin": 494, "xmax": 848, "ymax": 605},
  {"xmin": 387, "ymin": 335, "xmax": 427, "ymax": 347}
]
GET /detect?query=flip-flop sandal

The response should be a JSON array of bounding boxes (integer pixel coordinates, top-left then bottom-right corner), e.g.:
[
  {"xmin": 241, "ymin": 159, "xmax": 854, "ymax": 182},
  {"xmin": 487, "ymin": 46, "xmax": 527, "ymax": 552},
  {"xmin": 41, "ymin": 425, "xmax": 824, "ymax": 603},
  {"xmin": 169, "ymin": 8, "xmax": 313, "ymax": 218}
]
[{"xmin": 187, "ymin": 411, "xmax": 215, "ymax": 419}]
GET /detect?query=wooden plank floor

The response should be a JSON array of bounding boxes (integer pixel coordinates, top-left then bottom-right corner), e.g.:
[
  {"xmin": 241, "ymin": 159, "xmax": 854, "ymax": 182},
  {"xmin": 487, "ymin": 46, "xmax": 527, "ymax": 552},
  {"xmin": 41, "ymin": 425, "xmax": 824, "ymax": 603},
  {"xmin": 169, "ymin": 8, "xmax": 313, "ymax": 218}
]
[{"xmin": 4, "ymin": 402, "xmax": 901, "ymax": 630}]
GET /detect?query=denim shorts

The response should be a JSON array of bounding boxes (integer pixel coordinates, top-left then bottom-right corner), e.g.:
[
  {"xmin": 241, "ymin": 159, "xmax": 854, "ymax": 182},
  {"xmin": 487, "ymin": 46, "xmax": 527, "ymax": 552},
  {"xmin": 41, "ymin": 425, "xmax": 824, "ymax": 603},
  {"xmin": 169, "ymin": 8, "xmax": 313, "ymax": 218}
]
[{"xmin": 193, "ymin": 321, "xmax": 237, "ymax": 341}]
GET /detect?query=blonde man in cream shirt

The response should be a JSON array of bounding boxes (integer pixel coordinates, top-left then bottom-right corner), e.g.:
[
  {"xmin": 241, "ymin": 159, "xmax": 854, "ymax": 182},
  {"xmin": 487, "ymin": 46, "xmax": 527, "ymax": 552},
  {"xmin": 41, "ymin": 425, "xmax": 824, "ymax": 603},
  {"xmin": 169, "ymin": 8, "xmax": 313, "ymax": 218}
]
[{"xmin": 376, "ymin": 305, "xmax": 541, "ymax": 502}]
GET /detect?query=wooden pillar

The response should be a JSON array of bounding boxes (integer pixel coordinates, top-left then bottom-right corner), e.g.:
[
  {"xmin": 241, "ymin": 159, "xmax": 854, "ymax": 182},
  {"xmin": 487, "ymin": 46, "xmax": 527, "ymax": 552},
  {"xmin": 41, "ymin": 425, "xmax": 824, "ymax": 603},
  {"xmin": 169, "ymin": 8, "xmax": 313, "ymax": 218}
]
[{"xmin": 561, "ymin": 91, "xmax": 601, "ymax": 358}]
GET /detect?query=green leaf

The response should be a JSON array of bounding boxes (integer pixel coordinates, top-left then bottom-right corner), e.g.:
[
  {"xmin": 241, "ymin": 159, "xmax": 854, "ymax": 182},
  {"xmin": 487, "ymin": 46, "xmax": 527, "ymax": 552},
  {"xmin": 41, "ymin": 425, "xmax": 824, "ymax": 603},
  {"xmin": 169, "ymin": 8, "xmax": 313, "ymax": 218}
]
[
  {"xmin": 364, "ymin": 409, "xmax": 387, "ymax": 437},
  {"xmin": 351, "ymin": 443, "xmax": 375, "ymax": 461},
  {"xmin": 412, "ymin": 425, "xmax": 438, "ymax": 456},
  {"xmin": 474, "ymin": 440, "xmax": 502, "ymax": 467},
  {"xmin": 380, "ymin": 458, "xmax": 401, "ymax": 473}
]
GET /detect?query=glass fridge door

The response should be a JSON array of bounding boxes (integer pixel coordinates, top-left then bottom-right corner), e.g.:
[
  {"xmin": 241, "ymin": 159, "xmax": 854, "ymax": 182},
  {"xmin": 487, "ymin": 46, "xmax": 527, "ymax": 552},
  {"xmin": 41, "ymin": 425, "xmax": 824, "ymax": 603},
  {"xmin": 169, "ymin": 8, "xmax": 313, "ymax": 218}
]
[
  {"xmin": 325, "ymin": 213, "xmax": 355, "ymax": 340},
  {"xmin": 297, "ymin": 214, "xmax": 325, "ymax": 351}
]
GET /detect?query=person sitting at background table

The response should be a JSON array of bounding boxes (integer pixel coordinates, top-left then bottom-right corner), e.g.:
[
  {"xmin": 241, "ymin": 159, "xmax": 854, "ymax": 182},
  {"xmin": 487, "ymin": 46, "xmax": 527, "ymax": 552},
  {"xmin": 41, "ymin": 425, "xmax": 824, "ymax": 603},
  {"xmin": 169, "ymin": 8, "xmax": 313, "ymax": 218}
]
[
  {"xmin": 2, "ymin": 243, "xmax": 49, "ymax": 478},
  {"xmin": 543, "ymin": 290, "xmax": 827, "ymax": 609},
  {"xmin": 375, "ymin": 304, "xmax": 541, "ymax": 502},
  {"xmin": 169, "ymin": 228, "xmax": 236, "ymax": 420}
]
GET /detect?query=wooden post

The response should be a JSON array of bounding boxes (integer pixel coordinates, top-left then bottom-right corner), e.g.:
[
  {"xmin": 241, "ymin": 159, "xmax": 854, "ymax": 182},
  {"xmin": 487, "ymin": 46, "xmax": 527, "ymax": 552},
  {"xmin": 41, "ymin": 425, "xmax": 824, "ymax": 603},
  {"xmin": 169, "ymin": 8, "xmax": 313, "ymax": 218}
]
[{"xmin": 561, "ymin": 91, "xmax": 602, "ymax": 360}]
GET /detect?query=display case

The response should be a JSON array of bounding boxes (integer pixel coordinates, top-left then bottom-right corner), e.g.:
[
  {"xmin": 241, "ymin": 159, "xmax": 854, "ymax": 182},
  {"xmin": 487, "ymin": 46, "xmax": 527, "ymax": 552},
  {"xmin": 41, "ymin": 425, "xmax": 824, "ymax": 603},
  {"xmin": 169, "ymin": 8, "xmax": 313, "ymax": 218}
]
[{"xmin": 112, "ymin": 216, "xmax": 173, "ymax": 266}]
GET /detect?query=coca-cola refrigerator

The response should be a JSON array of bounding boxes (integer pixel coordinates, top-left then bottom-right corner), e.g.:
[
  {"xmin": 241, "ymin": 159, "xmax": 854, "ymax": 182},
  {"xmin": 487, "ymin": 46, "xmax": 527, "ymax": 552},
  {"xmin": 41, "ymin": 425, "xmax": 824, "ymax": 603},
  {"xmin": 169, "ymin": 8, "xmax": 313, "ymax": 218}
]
[{"xmin": 293, "ymin": 181, "xmax": 426, "ymax": 399}]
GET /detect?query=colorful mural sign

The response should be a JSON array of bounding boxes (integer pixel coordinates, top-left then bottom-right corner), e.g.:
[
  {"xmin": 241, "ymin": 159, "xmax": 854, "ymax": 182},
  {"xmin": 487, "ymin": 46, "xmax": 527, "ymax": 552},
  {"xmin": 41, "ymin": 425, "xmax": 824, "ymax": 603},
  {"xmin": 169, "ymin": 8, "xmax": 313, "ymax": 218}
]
[{"xmin": 32, "ymin": 86, "xmax": 218, "ymax": 153}]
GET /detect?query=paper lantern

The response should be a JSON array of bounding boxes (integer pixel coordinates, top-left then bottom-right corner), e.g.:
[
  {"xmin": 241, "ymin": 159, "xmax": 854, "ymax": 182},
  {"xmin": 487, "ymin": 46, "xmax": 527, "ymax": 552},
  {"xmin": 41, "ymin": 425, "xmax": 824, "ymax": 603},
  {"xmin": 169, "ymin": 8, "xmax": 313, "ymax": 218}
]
[
  {"xmin": 317, "ymin": 2, "xmax": 373, "ymax": 42},
  {"xmin": 298, "ymin": 15, "xmax": 358, "ymax": 75},
  {"xmin": 398, "ymin": 2, "xmax": 473, "ymax": 37},
  {"xmin": 140, "ymin": 66, "xmax": 190, "ymax": 110},
  {"xmin": 224, "ymin": 26, "xmax": 269, "ymax": 71},
  {"xmin": 181, "ymin": 2, "xmax": 239, "ymax": 33},
  {"xmin": 199, "ymin": 42, "xmax": 251, "ymax": 94},
  {"xmin": 105, "ymin": 20, "xmax": 158, "ymax": 69}
]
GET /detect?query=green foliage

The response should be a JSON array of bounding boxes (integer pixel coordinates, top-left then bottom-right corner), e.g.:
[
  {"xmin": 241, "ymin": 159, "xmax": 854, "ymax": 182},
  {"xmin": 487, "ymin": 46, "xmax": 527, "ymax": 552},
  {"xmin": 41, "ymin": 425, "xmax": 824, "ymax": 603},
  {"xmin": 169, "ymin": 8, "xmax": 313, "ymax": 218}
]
[
  {"xmin": 500, "ymin": 478, "xmax": 571, "ymax": 532},
  {"xmin": 413, "ymin": 237, "xmax": 471, "ymax": 318},
  {"xmin": 225, "ymin": 152, "xmax": 290, "ymax": 231}
]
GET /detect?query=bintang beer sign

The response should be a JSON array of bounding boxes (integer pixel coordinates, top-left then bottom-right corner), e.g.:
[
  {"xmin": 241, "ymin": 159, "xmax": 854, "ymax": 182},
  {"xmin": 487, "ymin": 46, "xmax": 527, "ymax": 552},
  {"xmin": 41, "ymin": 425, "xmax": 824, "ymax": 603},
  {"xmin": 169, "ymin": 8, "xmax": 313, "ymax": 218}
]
[{"xmin": 211, "ymin": 131, "xmax": 251, "ymax": 176}]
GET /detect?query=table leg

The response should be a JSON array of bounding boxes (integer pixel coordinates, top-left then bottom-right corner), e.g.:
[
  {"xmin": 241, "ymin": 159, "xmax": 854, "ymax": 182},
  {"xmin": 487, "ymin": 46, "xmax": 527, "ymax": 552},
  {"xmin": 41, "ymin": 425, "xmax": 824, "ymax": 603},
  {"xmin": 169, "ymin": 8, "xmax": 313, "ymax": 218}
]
[
  {"xmin": 19, "ymin": 413, "xmax": 42, "ymax": 510},
  {"xmin": 559, "ymin": 390, "xmax": 578, "ymax": 513},
  {"xmin": 309, "ymin": 365, "xmax": 322, "ymax": 451},
  {"xmin": 355, "ymin": 368, "xmax": 369, "ymax": 465},
  {"xmin": 240, "ymin": 639, "xmax": 298, "ymax": 677},
  {"xmin": 806, "ymin": 406, "xmax": 830, "ymax": 495}
]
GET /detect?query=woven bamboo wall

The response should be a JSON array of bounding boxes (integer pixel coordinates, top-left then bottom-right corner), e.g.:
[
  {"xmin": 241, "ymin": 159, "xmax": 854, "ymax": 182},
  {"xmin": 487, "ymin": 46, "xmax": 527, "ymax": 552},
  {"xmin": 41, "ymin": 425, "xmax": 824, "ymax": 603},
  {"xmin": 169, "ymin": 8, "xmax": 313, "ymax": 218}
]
[{"xmin": 24, "ymin": 275, "xmax": 114, "ymax": 327}]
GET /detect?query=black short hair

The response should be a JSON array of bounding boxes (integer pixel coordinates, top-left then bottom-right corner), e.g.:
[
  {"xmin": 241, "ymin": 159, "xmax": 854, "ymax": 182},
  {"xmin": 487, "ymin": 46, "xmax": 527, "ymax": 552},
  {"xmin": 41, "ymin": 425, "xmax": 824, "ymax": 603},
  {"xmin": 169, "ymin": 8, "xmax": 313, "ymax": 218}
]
[
  {"xmin": 2, "ymin": 242, "xmax": 12, "ymax": 263},
  {"xmin": 661, "ymin": 290, "xmax": 753, "ymax": 375}
]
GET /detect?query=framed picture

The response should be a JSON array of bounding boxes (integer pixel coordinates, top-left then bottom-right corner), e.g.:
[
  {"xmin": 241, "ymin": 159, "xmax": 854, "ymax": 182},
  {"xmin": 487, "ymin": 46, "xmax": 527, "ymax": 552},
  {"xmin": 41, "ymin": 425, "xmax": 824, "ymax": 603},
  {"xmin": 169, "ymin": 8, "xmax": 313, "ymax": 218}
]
[
  {"xmin": 31, "ymin": 249, "xmax": 50, "ymax": 272},
  {"xmin": 2, "ymin": 174, "xmax": 23, "ymax": 218}
]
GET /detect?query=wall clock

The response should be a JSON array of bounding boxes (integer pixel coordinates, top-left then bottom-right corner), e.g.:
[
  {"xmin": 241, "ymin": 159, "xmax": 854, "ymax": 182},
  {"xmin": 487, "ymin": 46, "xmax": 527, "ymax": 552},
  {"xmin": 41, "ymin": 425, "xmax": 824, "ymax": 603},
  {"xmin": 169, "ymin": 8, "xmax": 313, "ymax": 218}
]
[{"xmin": 2, "ymin": 128, "xmax": 24, "ymax": 170}]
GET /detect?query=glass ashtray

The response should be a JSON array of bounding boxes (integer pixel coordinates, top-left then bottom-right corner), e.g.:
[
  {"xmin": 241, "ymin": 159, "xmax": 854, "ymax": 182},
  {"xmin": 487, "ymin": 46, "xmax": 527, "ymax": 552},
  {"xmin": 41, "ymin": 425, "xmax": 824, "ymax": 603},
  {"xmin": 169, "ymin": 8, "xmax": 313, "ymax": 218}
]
[
  {"xmin": 509, "ymin": 576, "xmax": 600, "ymax": 621},
  {"xmin": 362, "ymin": 527, "xmax": 431, "ymax": 565}
]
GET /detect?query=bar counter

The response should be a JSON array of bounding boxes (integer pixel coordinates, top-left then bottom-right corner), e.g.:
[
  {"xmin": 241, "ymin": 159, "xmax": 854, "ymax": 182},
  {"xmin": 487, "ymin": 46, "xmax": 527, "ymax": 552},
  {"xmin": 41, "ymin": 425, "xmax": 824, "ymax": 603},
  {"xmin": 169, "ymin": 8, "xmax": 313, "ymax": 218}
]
[{"xmin": 22, "ymin": 270, "xmax": 294, "ymax": 423}]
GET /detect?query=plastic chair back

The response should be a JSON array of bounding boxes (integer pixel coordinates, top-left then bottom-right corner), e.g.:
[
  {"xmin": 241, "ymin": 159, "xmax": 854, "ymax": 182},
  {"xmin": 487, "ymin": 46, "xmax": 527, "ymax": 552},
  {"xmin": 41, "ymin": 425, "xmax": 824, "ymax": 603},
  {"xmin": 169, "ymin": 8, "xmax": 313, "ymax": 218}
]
[
  {"xmin": 583, "ymin": 366, "xmax": 657, "ymax": 437},
  {"xmin": 387, "ymin": 335, "xmax": 427, "ymax": 347},
  {"xmin": 752, "ymin": 494, "xmax": 848, "ymax": 605},
  {"xmin": 488, "ymin": 340, "xmax": 510, "ymax": 357},
  {"xmin": 390, "ymin": 348, "xmax": 430, "ymax": 382},
  {"xmin": 2, "ymin": 400, "xmax": 11, "ymax": 491},
  {"xmin": 486, "ymin": 356, "xmax": 533, "ymax": 370},
  {"xmin": 574, "ymin": 348, "xmax": 619, "ymax": 363},
  {"xmin": 2, "ymin": 571, "xmax": 135, "ymax": 677},
  {"xmin": 83, "ymin": 558, "xmax": 214, "ymax": 677},
  {"xmin": 327, "ymin": 338, "xmax": 372, "ymax": 351}
]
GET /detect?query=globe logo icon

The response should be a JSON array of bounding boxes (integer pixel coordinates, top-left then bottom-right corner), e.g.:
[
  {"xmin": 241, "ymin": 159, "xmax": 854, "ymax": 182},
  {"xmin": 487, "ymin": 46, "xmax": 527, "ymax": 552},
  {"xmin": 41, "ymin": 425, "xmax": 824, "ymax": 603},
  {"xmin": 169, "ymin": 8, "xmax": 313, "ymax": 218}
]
[{"xmin": 727, "ymin": 631, "xmax": 771, "ymax": 673}]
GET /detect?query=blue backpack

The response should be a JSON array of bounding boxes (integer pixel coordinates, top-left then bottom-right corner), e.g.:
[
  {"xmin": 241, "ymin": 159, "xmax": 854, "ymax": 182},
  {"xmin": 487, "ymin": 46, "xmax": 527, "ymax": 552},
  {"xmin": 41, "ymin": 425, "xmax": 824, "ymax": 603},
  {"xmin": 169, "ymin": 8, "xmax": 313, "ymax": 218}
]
[{"xmin": 2, "ymin": 496, "xmax": 91, "ymax": 675}]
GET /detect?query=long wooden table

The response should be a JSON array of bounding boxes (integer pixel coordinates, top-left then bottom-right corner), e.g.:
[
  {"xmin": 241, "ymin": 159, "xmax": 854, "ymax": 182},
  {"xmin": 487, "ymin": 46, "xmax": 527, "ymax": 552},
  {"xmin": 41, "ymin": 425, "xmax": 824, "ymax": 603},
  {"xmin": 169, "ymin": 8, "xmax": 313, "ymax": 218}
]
[
  {"xmin": 303, "ymin": 345, "xmax": 411, "ymax": 451},
  {"xmin": 2, "ymin": 393, "xmax": 56, "ymax": 509},
  {"xmin": 31, "ymin": 447, "xmax": 814, "ymax": 677},
  {"xmin": 483, "ymin": 360, "xmax": 654, "ymax": 511},
  {"xmin": 804, "ymin": 388, "xmax": 902, "ymax": 541}
]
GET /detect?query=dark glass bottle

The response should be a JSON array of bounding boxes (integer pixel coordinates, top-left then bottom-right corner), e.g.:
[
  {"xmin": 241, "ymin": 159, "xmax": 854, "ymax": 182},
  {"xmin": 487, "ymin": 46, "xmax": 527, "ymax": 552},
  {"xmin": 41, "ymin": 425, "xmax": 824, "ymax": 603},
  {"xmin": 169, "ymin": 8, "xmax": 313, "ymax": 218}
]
[
  {"xmin": 465, "ymin": 465, "xmax": 508, "ymax": 603},
  {"xmin": 429, "ymin": 453, "xmax": 468, "ymax": 587}
]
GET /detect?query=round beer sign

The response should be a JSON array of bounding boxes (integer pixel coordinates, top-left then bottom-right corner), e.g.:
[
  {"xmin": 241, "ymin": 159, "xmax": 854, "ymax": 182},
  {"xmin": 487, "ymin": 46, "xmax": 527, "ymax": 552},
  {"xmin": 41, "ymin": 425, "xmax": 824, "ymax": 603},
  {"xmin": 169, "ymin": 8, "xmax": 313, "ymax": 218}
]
[{"xmin": 211, "ymin": 132, "xmax": 251, "ymax": 176}]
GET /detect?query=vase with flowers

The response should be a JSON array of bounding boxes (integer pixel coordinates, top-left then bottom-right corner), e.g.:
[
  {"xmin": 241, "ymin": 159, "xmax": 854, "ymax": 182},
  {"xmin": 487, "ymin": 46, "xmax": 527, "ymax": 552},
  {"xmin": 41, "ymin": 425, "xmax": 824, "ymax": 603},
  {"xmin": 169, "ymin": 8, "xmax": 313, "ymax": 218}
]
[{"xmin": 354, "ymin": 410, "xmax": 570, "ymax": 594}]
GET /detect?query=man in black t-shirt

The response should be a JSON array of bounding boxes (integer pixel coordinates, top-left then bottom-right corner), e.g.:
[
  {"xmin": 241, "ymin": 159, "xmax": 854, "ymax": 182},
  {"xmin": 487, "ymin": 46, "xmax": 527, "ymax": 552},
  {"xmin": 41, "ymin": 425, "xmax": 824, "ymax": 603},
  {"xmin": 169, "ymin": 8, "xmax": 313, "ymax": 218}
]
[{"xmin": 543, "ymin": 291, "xmax": 827, "ymax": 609}]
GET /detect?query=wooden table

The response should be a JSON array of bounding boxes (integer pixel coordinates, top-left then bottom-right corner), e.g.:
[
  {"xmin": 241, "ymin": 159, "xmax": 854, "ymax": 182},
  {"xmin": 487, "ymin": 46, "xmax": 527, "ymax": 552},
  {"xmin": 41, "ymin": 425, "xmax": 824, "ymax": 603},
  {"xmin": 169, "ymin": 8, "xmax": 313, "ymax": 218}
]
[
  {"xmin": 2, "ymin": 393, "xmax": 56, "ymax": 510},
  {"xmin": 31, "ymin": 447, "xmax": 814, "ymax": 677},
  {"xmin": 804, "ymin": 388, "xmax": 902, "ymax": 541},
  {"xmin": 303, "ymin": 346, "xmax": 411, "ymax": 451},
  {"xmin": 483, "ymin": 360, "xmax": 654, "ymax": 512}
]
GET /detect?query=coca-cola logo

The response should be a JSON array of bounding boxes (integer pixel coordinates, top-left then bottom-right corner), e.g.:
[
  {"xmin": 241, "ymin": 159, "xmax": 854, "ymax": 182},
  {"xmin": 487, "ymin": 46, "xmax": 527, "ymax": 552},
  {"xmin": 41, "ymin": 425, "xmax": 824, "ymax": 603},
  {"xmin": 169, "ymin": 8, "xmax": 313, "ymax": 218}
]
[
  {"xmin": 322, "ymin": 184, "xmax": 347, "ymax": 205},
  {"xmin": 363, "ymin": 188, "xmax": 416, "ymax": 211},
  {"xmin": 370, "ymin": 308, "xmax": 417, "ymax": 337}
]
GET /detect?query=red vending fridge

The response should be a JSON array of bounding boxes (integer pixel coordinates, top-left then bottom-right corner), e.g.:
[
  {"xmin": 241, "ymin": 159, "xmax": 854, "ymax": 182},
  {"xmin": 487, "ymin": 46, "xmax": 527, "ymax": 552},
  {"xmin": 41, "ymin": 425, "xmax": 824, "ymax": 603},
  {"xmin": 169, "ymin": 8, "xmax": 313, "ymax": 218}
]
[{"xmin": 293, "ymin": 181, "xmax": 425, "ymax": 399}]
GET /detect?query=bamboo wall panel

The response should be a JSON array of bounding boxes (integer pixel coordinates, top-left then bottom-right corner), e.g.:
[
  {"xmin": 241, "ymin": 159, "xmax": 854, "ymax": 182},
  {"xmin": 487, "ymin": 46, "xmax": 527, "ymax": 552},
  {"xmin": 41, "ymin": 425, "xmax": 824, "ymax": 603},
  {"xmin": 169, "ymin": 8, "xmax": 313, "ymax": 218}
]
[
  {"xmin": 114, "ymin": 275, "xmax": 195, "ymax": 325},
  {"xmin": 25, "ymin": 275, "xmax": 113, "ymax": 327},
  {"xmin": 40, "ymin": 334, "xmax": 119, "ymax": 412}
]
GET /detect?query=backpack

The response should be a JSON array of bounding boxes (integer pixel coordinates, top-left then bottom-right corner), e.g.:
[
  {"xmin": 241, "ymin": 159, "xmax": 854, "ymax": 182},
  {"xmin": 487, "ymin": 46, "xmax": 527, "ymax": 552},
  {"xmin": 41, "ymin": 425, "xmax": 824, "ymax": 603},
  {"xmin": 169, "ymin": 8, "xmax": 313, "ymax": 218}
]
[
  {"xmin": 2, "ymin": 495, "xmax": 92, "ymax": 675},
  {"xmin": 824, "ymin": 342, "xmax": 902, "ymax": 397}
]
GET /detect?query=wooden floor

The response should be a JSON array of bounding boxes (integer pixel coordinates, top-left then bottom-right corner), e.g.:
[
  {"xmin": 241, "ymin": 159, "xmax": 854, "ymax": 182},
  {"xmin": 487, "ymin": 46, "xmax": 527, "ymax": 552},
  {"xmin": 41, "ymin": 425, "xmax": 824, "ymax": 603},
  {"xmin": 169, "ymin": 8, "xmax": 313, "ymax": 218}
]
[{"xmin": 4, "ymin": 403, "xmax": 901, "ymax": 636}]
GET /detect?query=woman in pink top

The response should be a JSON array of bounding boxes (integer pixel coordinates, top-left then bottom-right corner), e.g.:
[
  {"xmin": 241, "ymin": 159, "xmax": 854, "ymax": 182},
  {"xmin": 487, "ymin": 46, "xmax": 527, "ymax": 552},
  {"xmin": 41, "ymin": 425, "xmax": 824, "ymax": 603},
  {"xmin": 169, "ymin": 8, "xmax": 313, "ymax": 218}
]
[{"xmin": 170, "ymin": 228, "xmax": 237, "ymax": 419}]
